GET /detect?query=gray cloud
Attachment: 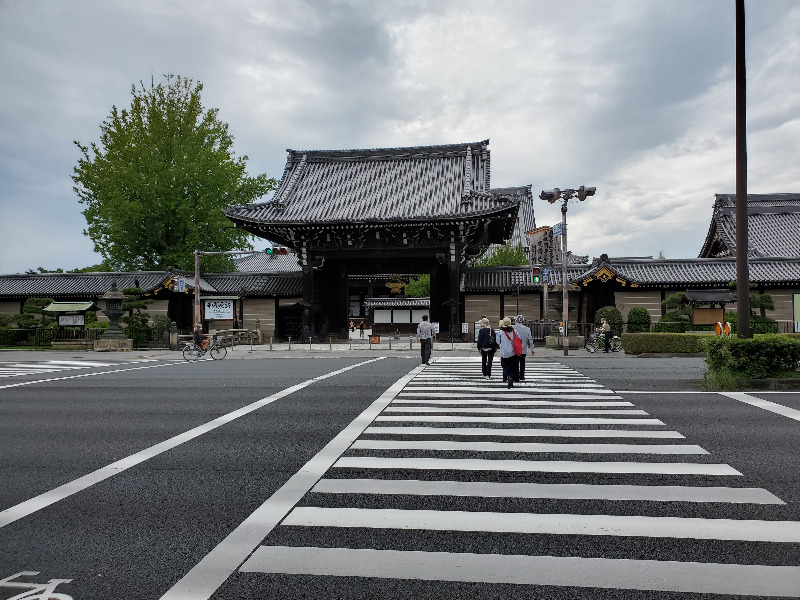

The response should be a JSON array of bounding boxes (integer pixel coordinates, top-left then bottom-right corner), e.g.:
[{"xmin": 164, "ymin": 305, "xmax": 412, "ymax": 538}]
[{"xmin": 1, "ymin": 0, "xmax": 798, "ymax": 272}]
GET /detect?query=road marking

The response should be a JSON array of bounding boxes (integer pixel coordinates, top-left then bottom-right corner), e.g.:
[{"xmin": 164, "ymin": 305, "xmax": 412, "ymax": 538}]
[
  {"xmin": 333, "ymin": 456, "xmax": 740, "ymax": 475},
  {"xmin": 0, "ymin": 358, "xmax": 385, "ymax": 529},
  {"xmin": 383, "ymin": 407, "xmax": 649, "ymax": 415},
  {"xmin": 363, "ymin": 426, "xmax": 684, "ymax": 438},
  {"xmin": 719, "ymin": 391, "xmax": 800, "ymax": 422},
  {"xmin": 311, "ymin": 478, "xmax": 784, "ymax": 504},
  {"xmin": 399, "ymin": 392, "xmax": 622, "ymax": 399},
  {"xmin": 282, "ymin": 506, "xmax": 800, "ymax": 542},
  {"xmin": 240, "ymin": 546, "xmax": 800, "ymax": 596},
  {"xmin": 0, "ymin": 361, "xmax": 180, "ymax": 390},
  {"xmin": 376, "ymin": 416, "xmax": 666, "ymax": 424},
  {"xmin": 158, "ymin": 361, "xmax": 423, "ymax": 600},
  {"xmin": 349, "ymin": 440, "xmax": 708, "ymax": 454},
  {"xmin": 392, "ymin": 398, "xmax": 634, "ymax": 406}
]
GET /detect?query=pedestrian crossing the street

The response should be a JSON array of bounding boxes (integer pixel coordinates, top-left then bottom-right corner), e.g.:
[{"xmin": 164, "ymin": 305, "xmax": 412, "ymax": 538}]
[
  {"xmin": 238, "ymin": 357, "xmax": 800, "ymax": 597},
  {"xmin": 0, "ymin": 359, "xmax": 157, "ymax": 379}
]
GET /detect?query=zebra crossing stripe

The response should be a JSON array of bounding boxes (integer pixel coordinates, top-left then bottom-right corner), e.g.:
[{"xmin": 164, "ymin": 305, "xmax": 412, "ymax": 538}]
[
  {"xmin": 240, "ymin": 545, "xmax": 800, "ymax": 596},
  {"xmin": 282, "ymin": 506, "xmax": 800, "ymax": 543},
  {"xmin": 363, "ymin": 426, "xmax": 684, "ymax": 438},
  {"xmin": 383, "ymin": 407, "xmax": 649, "ymax": 415},
  {"xmin": 349, "ymin": 440, "xmax": 708, "ymax": 454},
  {"xmin": 333, "ymin": 456, "xmax": 740, "ymax": 475},
  {"xmin": 376, "ymin": 416, "xmax": 665, "ymax": 424},
  {"xmin": 399, "ymin": 392, "xmax": 622, "ymax": 399},
  {"xmin": 311, "ymin": 478, "xmax": 784, "ymax": 504},
  {"xmin": 392, "ymin": 399, "xmax": 633, "ymax": 406}
]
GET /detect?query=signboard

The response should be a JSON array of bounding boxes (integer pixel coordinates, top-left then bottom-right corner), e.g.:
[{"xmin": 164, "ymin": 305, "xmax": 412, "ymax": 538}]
[
  {"xmin": 58, "ymin": 314, "xmax": 85, "ymax": 327},
  {"xmin": 552, "ymin": 223, "xmax": 563, "ymax": 236},
  {"xmin": 432, "ymin": 322, "xmax": 440, "ymax": 334},
  {"xmin": 178, "ymin": 278, "xmax": 186, "ymax": 292},
  {"xmin": 204, "ymin": 299, "xmax": 234, "ymax": 320},
  {"xmin": 474, "ymin": 321, "xmax": 482, "ymax": 341},
  {"xmin": 461, "ymin": 322, "xmax": 469, "ymax": 334},
  {"xmin": 369, "ymin": 335, "xmax": 381, "ymax": 344}
]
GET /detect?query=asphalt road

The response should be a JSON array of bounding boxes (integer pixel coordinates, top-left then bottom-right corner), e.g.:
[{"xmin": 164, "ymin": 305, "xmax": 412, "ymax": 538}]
[{"xmin": 1, "ymin": 353, "xmax": 798, "ymax": 599}]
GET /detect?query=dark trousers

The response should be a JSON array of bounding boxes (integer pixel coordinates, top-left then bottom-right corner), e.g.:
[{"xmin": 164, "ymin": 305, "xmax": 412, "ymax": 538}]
[
  {"xmin": 501, "ymin": 356, "xmax": 520, "ymax": 382},
  {"xmin": 420, "ymin": 338, "xmax": 432, "ymax": 364},
  {"xmin": 518, "ymin": 354, "xmax": 526, "ymax": 379},
  {"xmin": 481, "ymin": 350, "xmax": 494, "ymax": 376},
  {"xmin": 604, "ymin": 331, "xmax": 613, "ymax": 352}
]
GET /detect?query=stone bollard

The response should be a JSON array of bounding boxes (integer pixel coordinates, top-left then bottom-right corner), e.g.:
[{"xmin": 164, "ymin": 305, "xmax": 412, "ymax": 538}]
[{"xmin": 169, "ymin": 321, "xmax": 178, "ymax": 351}]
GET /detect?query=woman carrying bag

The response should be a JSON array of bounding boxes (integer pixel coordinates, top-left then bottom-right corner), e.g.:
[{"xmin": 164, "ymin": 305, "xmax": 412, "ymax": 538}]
[
  {"xmin": 495, "ymin": 317, "xmax": 522, "ymax": 388},
  {"xmin": 476, "ymin": 318, "xmax": 497, "ymax": 380}
]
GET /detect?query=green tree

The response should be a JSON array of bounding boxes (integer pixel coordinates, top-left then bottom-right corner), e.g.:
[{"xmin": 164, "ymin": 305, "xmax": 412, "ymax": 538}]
[
  {"xmin": 73, "ymin": 74, "xmax": 276, "ymax": 272},
  {"xmin": 15, "ymin": 298, "xmax": 56, "ymax": 329},
  {"xmin": 404, "ymin": 274, "xmax": 430, "ymax": 297},
  {"xmin": 470, "ymin": 243, "xmax": 528, "ymax": 267}
]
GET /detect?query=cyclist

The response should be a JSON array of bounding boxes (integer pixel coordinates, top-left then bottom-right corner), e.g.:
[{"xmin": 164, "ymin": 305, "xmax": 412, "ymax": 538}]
[
  {"xmin": 600, "ymin": 317, "xmax": 613, "ymax": 353},
  {"xmin": 192, "ymin": 323, "xmax": 204, "ymax": 354}
]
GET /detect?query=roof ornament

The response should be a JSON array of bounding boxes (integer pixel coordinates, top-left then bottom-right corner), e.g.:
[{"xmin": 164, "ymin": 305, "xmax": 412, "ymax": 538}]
[
  {"xmin": 462, "ymin": 146, "xmax": 473, "ymax": 205},
  {"xmin": 273, "ymin": 153, "xmax": 308, "ymax": 210}
]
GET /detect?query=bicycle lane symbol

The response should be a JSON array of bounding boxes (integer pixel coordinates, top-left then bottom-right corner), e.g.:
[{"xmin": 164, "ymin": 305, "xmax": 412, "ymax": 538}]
[{"xmin": 0, "ymin": 571, "xmax": 74, "ymax": 600}]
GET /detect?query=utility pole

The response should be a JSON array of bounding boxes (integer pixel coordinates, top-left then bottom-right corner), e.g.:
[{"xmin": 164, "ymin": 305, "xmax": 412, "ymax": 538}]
[
  {"xmin": 540, "ymin": 186, "xmax": 596, "ymax": 356},
  {"xmin": 735, "ymin": 0, "xmax": 751, "ymax": 338}
]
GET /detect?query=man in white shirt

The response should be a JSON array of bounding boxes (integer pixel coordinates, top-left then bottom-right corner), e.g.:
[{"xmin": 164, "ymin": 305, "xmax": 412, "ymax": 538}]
[
  {"xmin": 416, "ymin": 314, "xmax": 435, "ymax": 365},
  {"xmin": 513, "ymin": 315, "xmax": 535, "ymax": 380}
]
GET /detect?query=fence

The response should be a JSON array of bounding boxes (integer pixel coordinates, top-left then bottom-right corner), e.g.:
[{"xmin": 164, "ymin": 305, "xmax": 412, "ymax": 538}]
[{"xmin": 0, "ymin": 325, "xmax": 169, "ymax": 349}]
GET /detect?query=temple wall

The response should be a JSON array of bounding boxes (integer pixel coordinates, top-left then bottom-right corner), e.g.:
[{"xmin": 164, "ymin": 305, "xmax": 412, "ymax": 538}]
[
  {"xmin": 614, "ymin": 289, "xmax": 662, "ymax": 322},
  {"xmin": 503, "ymin": 293, "xmax": 540, "ymax": 321},
  {"xmin": 243, "ymin": 298, "xmax": 275, "ymax": 338},
  {"xmin": 0, "ymin": 301, "xmax": 21, "ymax": 314},
  {"xmin": 465, "ymin": 295, "xmax": 500, "ymax": 328}
]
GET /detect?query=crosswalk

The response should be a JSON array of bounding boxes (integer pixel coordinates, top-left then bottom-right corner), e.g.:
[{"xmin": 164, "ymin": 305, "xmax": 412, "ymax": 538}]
[
  {"xmin": 0, "ymin": 359, "xmax": 157, "ymax": 379},
  {"xmin": 238, "ymin": 357, "xmax": 800, "ymax": 597}
]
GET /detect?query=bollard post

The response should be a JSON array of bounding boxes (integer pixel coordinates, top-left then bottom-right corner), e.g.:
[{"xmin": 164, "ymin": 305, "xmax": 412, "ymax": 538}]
[
  {"xmin": 329, "ymin": 336, "xmax": 332, "ymax": 350},
  {"xmin": 309, "ymin": 336, "xmax": 313, "ymax": 351},
  {"xmin": 269, "ymin": 336, "xmax": 273, "ymax": 351},
  {"xmin": 389, "ymin": 337, "xmax": 392, "ymax": 350},
  {"xmin": 409, "ymin": 336, "xmax": 413, "ymax": 350},
  {"xmin": 288, "ymin": 336, "xmax": 291, "ymax": 351}
]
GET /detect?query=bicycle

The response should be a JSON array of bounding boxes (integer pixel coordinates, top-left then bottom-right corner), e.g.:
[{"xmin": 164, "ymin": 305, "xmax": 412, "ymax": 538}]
[
  {"xmin": 585, "ymin": 328, "xmax": 621, "ymax": 353},
  {"xmin": 183, "ymin": 336, "xmax": 227, "ymax": 361}
]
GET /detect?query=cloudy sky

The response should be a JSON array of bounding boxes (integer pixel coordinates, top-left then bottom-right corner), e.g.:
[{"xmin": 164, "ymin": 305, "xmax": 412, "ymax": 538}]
[{"xmin": 1, "ymin": 0, "xmax": 799, "ymax": 274}]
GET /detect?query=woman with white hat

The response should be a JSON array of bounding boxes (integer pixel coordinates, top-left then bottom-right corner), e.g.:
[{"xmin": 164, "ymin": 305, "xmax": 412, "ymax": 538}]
[{"xmin": 495, "ymin": 316, "xmax": 521, "ymax": 388}]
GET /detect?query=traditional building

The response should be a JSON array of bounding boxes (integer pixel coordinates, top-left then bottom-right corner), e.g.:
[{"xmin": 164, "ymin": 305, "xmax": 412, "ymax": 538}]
[{"xmin": 223, "ymin": 140, "xmax": 533, "ymax": 338}]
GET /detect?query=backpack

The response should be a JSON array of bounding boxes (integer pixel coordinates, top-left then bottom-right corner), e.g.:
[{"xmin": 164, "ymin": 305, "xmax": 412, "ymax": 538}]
[{"xmin": 504, "ymin": 330, "xmax": 524, "ymax": 356}]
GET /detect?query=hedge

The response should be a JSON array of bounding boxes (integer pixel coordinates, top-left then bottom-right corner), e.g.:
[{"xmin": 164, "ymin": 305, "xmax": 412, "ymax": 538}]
[
  {"xmin": 621, "ymin": 333, "xmax": 709, "ymax": 355},
  {"xmin": 706, "ymin": 335, "xmax": 800, "ymax": 378}
]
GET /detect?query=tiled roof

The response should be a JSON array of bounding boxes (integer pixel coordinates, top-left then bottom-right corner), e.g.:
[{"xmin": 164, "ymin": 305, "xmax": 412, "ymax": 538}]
[
  {"xmin": 0, "ymin": 272, "xmax": 173, "ymax": 299},
  {"xmin": 224, "ymin": 140, "xmax": 525, "ymax": 225},
  {"xmin": 202, "ymin": 273, "xmax": 302, "ymax": 295},
  {"xmin": 699, "ymin": 193, "xmax": 800, "ymax": 258},
  {"xmin": 364, "ymin": 297, "xmax": 430, "ymax": 308},
  {"xmin": 682, "ymin": 289, "xmax": 737, "ymax": 304},
  {"xmin": 233, "ymin": 252, "xmax": 301, "ymax": 273}
]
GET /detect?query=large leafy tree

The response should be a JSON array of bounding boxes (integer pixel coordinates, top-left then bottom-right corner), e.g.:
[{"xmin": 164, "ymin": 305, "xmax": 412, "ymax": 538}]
[{"xmin": 73, "ymin": 75, "xmax": 276, "ymax": 272}]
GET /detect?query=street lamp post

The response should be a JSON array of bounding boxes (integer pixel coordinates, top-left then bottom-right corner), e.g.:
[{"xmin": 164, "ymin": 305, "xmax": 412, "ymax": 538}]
[{"xmin": 539, "ymin": 186, "xmax": 596, "ymax": 356}]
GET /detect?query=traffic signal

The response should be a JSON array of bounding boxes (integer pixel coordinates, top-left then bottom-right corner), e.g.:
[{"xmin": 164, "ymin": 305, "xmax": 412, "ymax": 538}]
[
  {"xmin": 531, "ymin": 267, "xmax": 542, "ymax": 284},
  {"xmin": 265, "ymin": 247, "xmax": 289, "ymax": 256},
  {"xmin": 577, "ymin": 186, "xmax": 596, "ymax": 201}
]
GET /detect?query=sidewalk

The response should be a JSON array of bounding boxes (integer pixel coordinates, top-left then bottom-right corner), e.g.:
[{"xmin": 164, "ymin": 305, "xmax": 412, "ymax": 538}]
[{"xmin": 0, "ymin": 342, "xmax": 626, "ymax": 362}]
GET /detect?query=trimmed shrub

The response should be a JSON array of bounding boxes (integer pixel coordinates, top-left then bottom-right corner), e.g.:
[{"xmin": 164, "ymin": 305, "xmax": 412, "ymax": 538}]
[
  {"xmin": 621, "ymin": 333, "xmax": 709, "ymax": 355},
  {"xmin": 595, "ymin": 306, "xmax": 623, "ymax": 336},
  {"xmin": 706, "ymin": 335, "xmax": 800, "ymax": 379},
  {"xmin": 626, "ymin": 307, "xmax": 651, "ymax": 333},
  {"xmin": 653, "ymin": 320, "xmax": 688, "ymax": 333}
]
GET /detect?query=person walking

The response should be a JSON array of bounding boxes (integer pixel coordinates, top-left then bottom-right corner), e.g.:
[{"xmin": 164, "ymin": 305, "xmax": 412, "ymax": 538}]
[
  {"xmin": 600, "ymin": 317, "xmax": 613, "ymax": 352},
  {"xmin": 359, "ymin": 321, "xmax": 365, "ymax": 338},
  {"xmin": 513, "ymin": 315, "xmax": 535, "ymax": 380},
  {"xmin": 476, "ymin": 317, "xmax": 497, "ymax": 379},
  {"xmin": 495, "ymin": 317, "xmax": 521, "ymax": 388},
  {"xmin": 416, "ymin": 314, "xmax": 435, "ymax": 365}
]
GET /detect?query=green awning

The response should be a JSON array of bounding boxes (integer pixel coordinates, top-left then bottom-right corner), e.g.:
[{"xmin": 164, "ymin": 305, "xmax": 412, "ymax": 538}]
[{"xmin": 43, "ymin": 301, "xmax": 97, "ymax": 312}]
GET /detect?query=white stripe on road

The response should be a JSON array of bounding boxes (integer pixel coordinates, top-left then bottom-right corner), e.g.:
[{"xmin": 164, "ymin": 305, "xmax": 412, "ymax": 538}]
[
  {"xmin": 333, "ymin": 457, "xmax": 740, "ymax": 475},
  {"xmin": 720, "ymin": 392, "xmax": 800, "ymax": 422},
  {"xmin": 0, "ymin": 361, "xmax": 180, "ymax": 390},
  {"xmin": 282, "ymin": 506, "xmax": 800, "ymax": 542},
  {"xmin": 0, "ymin": 358, "xmax": 385, "ymax": 529},
  {"xmin": 399, "ymin": 393, "xmax": 621, "ymax": 399},
  {"xmin": 376, "ymin": 416, "xmax": 665, "ymax": 425},
  {"xmin": 311, "ymin": 478, "xmax": 784, "ymax": 504},
  {"xmin": 349, "ymin": 439, "xmax": 708, "ymax": 454},
  {"xmin": 158, "ymin": 361, "xmax": 421, "ymax": 600},
  {"xmin": 384, "ymin": 407, "xmax": 649, "ymax": 415},
  {"xmin": 240, "ymin": 546, "xmax": 800, "ymax": 596},
  {"xmin": 393, "ymin": 399, "xmax": 633, "ymax": 406},
  {"xmin": 363, "ymin": 426, "xmax": 684, "ymax": 438}
]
